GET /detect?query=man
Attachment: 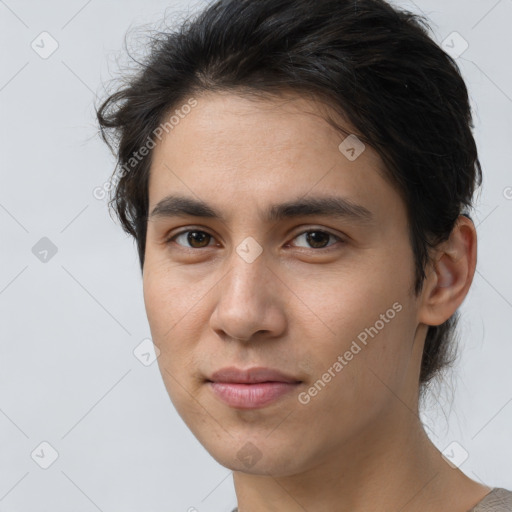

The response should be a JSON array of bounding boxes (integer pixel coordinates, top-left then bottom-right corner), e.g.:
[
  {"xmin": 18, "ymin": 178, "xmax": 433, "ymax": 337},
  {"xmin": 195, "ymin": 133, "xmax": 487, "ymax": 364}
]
[{"xmin": 96, "ymin": 0, "xmax": 512, "ymax": 510}]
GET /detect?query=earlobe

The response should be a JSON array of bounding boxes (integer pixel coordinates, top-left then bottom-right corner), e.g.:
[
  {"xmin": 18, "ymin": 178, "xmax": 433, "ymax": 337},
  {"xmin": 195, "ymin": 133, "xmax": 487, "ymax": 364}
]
[{"xmin": 418, "ymin": 216, "xmax": 477, "ymax": 326}]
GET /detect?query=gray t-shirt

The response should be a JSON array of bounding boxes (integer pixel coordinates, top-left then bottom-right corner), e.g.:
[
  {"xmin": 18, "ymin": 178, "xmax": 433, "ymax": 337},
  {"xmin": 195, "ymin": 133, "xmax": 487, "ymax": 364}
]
[
  {"xmin": 230, "ymin": 487, "xmax": 512, "ymax": 512},
  {"xmin": 468, "ymin": 488, "xmax": 512, "ymax": 511}
]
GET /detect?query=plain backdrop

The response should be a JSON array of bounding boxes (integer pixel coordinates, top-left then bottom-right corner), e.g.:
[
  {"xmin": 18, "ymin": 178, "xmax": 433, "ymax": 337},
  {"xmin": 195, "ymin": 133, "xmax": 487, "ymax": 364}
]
[{"xmin": 1, "ymin": 0, "xmax": 511, "ymax": 510}]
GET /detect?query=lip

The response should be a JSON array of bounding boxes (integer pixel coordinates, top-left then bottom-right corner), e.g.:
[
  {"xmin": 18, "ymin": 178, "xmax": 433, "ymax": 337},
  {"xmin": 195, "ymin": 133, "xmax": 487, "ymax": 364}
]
[
  {"xmin": 208, "ymin": 366, "xmax": 301, "ymax": 384},
  {"xmin": 206, "ymin": 366, "xmax": 302, "ymax": 409}
]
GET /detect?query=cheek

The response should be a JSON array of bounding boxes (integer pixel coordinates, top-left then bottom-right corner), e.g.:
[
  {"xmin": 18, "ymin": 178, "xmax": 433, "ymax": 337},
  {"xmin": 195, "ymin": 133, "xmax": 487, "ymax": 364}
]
[
  {"xmin": 337, "ymin": 256, "xmax": 415, "ymax": 377},
  {"xmin": 143, "ymin": 275, "xmax": 178, "ymax": 338},
  {"xmin": 294, "ymin": 252, "xmax": 410, "ymax": 342},
  {"xmin": 142, "ymin": 266, "xmax": 209, "ymax": 385},
  {"xmin": 143, "ymin": 260, "xmax": 206, "ymax": 340},
  {"xmin": 144, "ymin": 272, "xmax": 199, "ymax": 405},
  {"xmin": 295, "ymin": 247, "xmax": 416, "ymax": 397},
  {"xmin": 296, "ymin": 302, "xmax": 416, "ymax": 441}
]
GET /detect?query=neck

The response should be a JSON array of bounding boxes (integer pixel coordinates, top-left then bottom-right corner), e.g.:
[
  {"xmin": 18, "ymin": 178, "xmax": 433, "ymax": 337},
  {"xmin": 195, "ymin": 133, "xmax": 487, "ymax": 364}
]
[{"xmin": 232, "ymin": 404, "xmax": 490, "ymax": 512}]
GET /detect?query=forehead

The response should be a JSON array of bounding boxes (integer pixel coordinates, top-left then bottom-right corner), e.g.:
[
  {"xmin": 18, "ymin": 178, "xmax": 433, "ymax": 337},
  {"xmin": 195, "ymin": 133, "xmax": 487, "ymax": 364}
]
[{"xmin": 148, "ymin": 91, "xmax": 398, "ymax": 221}]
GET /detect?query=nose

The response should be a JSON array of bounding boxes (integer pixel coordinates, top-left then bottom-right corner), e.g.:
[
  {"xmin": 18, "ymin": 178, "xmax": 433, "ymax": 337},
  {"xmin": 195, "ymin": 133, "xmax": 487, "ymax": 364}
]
[{"xmin": 209, "ymin": 248, "xmax": 287, "ymax": 343}]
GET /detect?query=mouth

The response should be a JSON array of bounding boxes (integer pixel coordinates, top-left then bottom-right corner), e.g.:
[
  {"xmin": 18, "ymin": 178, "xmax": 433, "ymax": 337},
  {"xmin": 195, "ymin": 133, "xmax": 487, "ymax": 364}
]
[
  {"xmin": 206, "ymin": 366, "xmax": 302, "ymax": 409},
  {"xmin": 206, "ymin": 381, "xmax": 302, "ymax": 409}
]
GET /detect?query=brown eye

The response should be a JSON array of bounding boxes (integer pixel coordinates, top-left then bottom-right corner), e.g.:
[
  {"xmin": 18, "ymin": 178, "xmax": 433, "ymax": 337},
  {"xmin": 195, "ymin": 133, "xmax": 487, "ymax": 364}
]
[
  {"xmin": 291, "ymin": 230, "xmax": 341, "ymax": 249},
  {"xmin": 170, "ymin": 230, "xmax": 215, "ymax": 249}
]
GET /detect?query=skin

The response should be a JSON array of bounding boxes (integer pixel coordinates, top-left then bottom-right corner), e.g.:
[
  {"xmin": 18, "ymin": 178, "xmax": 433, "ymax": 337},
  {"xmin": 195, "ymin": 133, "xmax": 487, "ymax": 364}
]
[{"xmin": 143, "ymin": 91, "xmax": 490, "ymax": 512}]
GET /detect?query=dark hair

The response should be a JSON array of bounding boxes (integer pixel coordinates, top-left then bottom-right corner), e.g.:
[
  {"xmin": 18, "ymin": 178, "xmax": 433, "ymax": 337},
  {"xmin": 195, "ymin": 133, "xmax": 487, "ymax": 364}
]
[{"xmin": 96, "ymin": 0, "xmax": 482, "ymax": 390}]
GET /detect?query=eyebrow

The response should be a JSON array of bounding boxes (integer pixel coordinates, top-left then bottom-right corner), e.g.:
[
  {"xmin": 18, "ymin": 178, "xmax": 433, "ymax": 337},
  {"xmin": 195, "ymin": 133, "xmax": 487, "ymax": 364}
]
[{"xmin": 149, "ymin": 194, "xmax": 375, "ymax": 225}]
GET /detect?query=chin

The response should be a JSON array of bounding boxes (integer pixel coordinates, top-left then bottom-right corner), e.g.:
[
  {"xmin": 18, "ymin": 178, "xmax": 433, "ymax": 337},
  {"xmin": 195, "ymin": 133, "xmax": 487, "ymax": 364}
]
[{"xmin": 192, "ymin": 430, "xmax": 313, "ymax": 477}]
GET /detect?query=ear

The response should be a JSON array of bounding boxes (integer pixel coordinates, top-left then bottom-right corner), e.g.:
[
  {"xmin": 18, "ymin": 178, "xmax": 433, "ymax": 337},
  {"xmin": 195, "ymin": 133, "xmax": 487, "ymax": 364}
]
[{"xmin": 417, "ymin": 215, "xmax": 477, "ymax": 326}]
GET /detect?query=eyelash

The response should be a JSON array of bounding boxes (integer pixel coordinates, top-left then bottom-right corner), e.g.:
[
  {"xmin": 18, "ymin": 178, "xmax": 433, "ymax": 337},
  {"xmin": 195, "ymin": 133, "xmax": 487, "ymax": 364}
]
[{"xmin": 165, "ymin": 227, "xmax": 344, "ymax": 251}]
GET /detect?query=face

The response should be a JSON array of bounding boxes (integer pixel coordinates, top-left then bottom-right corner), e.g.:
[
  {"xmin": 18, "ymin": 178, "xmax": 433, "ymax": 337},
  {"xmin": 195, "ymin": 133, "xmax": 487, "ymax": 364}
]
[{"xmin": 143, "ymin": 91, "xmax": 424, "ymax": 476}]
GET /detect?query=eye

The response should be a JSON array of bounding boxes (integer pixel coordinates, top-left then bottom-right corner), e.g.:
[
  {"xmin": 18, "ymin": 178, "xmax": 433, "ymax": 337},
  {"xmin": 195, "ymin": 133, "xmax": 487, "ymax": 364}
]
[
  {"xmin": 168, "ymin": 229, "xmax": 216, "ymax": 249},
  {"xmin": 289, "ymin": 229, "xmax": 343, "ymax": 250}
]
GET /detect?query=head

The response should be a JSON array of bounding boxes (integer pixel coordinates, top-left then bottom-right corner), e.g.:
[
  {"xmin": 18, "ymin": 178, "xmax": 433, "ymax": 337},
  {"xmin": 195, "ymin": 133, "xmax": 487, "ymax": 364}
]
[{"xmin": 97, "ymin": 0, "xmax": 481, "ymax": 475}]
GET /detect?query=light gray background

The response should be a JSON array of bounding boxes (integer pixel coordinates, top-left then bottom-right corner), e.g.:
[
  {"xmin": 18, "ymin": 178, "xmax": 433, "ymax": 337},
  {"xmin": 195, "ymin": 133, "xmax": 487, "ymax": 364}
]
[{"xmin": 1, "ymin": 0, "xmax": 511, "ymax": 510}]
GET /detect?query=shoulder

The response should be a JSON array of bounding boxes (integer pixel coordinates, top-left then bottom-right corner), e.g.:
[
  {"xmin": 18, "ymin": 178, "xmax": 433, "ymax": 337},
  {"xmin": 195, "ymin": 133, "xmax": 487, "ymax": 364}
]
[{"xmin": 469, "ymin": 488, "xmax": 512, "ymax": 512}]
